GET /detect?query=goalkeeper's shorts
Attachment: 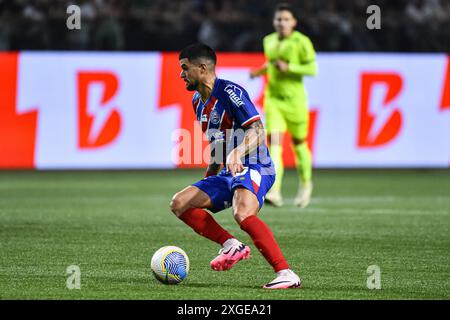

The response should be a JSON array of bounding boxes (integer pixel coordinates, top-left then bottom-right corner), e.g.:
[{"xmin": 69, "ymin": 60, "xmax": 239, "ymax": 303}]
[{"xmin": 264, "ymin": 95, "xmax": 309, "ymax": 140}]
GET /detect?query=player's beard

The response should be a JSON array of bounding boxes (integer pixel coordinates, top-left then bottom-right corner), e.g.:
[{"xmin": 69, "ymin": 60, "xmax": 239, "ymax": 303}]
[{"xmin": 186, "ymin": 79, "xmax": 199, "ymax": 91}]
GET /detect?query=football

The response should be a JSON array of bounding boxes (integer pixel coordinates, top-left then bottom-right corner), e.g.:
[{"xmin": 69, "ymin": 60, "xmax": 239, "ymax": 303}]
[{"xmin": 151, "ymin": 246, "xmax": 190, "ymax": 284}]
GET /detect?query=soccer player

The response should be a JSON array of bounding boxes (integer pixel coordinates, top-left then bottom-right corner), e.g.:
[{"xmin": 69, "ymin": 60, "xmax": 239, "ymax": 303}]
[
  {"xmin": 250, "ymin": 3, "xmax": 318, "ymax": 208},
  {"xmin": 170, "ymin": 43, "xmax": 301, "ymax": 289}
]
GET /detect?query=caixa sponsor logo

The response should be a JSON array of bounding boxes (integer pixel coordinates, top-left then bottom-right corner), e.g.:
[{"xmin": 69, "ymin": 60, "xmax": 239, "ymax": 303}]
[{"xmin": 225, "ymin": 85, "xmax": 245, "ymax": 107}]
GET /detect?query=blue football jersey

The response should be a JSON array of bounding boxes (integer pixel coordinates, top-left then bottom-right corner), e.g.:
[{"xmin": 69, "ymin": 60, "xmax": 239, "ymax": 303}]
[{"xmin": 192, "ymin": 78, "xmax": 272, "ymax": 169}]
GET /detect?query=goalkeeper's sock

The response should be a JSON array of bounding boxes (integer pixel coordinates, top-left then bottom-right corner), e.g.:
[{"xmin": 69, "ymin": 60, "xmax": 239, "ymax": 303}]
[
  {"xmin": 179, "ymin": 208, "xmax": 234, "ymax": 245},
  {"xmin": 240, "ymin": 215, "xmax": 289, "ymax": 272},
  {"xmin": 294, "ymin": 142, "xmax": 312, "ymax": 184},
  {"xmin": 269, "ymin": 144, "xmax": 284, "ymax": 193}
]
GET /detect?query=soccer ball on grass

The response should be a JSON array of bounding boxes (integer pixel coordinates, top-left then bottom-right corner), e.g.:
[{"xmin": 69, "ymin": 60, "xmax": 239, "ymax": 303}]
[{"xmin": 150, "ymin": 246, "xmax": 189, "ymax": 284}]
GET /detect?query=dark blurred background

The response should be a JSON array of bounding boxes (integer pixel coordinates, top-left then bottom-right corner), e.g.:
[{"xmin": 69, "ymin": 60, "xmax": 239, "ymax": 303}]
[{"xmin": 0, "ymin": 0, "xmax": 449, "ymax": 52}]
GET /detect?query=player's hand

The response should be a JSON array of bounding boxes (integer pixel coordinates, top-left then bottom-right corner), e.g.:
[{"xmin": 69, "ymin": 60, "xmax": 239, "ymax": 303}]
[
  {"xmin": 249, "ymin": 69, "xmax": 259, "ymax": 79},
  {"xmin": 226, "ymin": 151, "xmax": 244, "ymax": 176},
  {"xmin": 275, "ymin": 59, "xmax": 289, "ymax": 72}
]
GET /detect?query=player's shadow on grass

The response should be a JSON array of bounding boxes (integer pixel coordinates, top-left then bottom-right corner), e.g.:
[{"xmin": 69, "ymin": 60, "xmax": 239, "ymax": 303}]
[{"xmin": 185, "ymin": 282, "xmax": 260, "ymax": 290}]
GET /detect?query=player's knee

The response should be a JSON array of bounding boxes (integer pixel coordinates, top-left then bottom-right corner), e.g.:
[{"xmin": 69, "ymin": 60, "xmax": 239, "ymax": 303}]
[
  {"xmin": 292, "ymin": 137, "xmax": 305, "ymax": 146},
  {"xmin": 233, "ymin": 210, "xmax": 256, "ymax": 224},
  {"xmin": 233, "ymin": 203, "xmax": 256, "ymax": 224},
  {"xmin": 232, "ymin": 189, "xmax": 259, "ymax": 224},
  {"xmin": 169, "ymin": 193, "xmax": 185, "ymax": 217}
]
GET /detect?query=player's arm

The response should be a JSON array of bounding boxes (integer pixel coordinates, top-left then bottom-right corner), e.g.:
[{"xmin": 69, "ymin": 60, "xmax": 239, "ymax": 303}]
[
  {"xmin": 226, "ymin": 120, "xmax": 265, "ymax": 176},
  {"xmin": 276, "ymin": 37, "xmax": 318, "ymax": 76},
  {"xmin": 250, "ymin": 37, "xmax": 270, "ymax": 79},
  {"xmin": 250, "ymin": 62, "xmax": 268, "ymax": 79},
  {"xmin": 205, "ymin": 143, "xmax": 222, "ymax": 177},
  {"xmin": 284, "ymin": 59, "xmax": 317, "ymax": 76}
]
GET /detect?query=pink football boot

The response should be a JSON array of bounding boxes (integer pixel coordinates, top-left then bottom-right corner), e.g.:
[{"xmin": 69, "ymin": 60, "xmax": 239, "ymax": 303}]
[{"xmin": 210, "ymin": 239, "xmax": 251, "ymax": 271}]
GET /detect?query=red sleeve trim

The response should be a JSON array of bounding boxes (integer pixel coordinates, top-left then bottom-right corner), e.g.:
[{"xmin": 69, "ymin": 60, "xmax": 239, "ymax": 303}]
[{"xmin": 241, "ymin": 115, "xmax": 261, "ymax": 128}]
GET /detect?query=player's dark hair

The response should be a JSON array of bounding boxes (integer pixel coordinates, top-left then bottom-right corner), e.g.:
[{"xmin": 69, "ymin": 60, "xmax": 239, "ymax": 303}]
[
  {"xmin": 275, "ymin": 2, "xmax": 297, "ymax": 19},
  {"xmin": 179, "ymin": 43, "xmax": 217, "ymax": 65}
]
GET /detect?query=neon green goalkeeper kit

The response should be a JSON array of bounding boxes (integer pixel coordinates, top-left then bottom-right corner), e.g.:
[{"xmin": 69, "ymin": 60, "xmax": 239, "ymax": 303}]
[{"xmin": 263, "ymin": 30, "xmax": 317, "ymax": 190}]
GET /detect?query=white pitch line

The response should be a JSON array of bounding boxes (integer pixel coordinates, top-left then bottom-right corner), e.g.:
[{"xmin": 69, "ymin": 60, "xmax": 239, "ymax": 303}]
[
  {"xmin": 283, "ymin": 196, "xmax": 450, "ymax": 204},
  {"xmin": 277, "ymin": 206, "xmax": 449, "ymax": 215}
]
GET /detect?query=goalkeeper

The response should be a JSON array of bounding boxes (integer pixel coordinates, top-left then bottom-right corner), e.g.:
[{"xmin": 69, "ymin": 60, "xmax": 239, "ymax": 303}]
[{"xmin": 250, "ymin": 3, "xmax": 318, "ymax": 208}]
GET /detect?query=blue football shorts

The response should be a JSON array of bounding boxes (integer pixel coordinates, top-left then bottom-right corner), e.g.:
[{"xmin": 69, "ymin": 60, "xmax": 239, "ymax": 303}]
[{"xmin": 192, "ymin": 164, "xmax": 275, "ymax": 213}]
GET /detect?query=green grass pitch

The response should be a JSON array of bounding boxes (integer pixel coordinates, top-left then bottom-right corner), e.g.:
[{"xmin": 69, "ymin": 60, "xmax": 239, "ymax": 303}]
[{"xmin": 0, "ymin": 169, "xmax": 449, "ymax": 299}]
